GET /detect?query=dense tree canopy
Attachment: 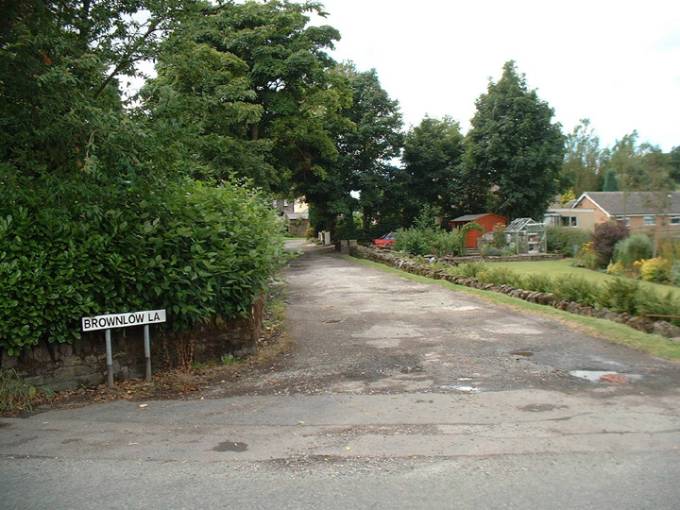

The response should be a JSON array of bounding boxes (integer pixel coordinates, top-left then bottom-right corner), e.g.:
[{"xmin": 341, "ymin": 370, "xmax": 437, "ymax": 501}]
[
  {"xmin": 465, "ymin": 61, "xmax": 565, "ymax": 220},
  {"xmin": 401, "ymin": 117, "xmax": 465, "ymax": 224},
  {"xmin": 334, "ymin": 65, "xmax": 403, "ymax": 234},
  {"xmin": 602, "ymin": 132, "xmax": 674, "ymax": 192},
  {"xmin": 560, "ymin": 119, "xmax": 603, "ymax": 195}
]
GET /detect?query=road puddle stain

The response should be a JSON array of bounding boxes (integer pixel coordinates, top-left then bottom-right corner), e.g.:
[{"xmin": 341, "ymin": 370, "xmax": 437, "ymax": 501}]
[
  {"xmin": 213, "ymin": 441, "xmax": 248, "ymax": 452},
  {"xmin": 569, "ymin": 370, "xmax": 641, "ymax": 384}
]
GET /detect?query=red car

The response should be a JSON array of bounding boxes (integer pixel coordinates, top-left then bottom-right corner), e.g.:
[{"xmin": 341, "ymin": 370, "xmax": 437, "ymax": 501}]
[{"xmin": 372, "ymin": 232, "xmax": 396, "ymax": 249}]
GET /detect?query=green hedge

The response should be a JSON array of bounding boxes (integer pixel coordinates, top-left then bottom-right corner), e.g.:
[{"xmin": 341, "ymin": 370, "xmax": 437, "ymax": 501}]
[{"xmin": 0, "ymin": 172, "xmax": 285, "ymax": 356}]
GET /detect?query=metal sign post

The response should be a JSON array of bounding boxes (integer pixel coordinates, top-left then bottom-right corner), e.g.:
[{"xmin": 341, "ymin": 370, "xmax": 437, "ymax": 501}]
[
  {"xmin": 144, "ymin": 324, "xmax": 151, "ymax": 382},
  {"xmin": 81, "ymin": 310, "xmax": 166, "ymax": 389},
  {"xmin": 105, "ymin": 329, "xmax": 114, "ymax": 388}
]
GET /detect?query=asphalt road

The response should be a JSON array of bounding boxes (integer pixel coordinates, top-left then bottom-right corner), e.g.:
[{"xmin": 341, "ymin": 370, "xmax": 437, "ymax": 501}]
[{"xmin": 2, "ymin": 243, "xmax": 680, "ymax": 509}]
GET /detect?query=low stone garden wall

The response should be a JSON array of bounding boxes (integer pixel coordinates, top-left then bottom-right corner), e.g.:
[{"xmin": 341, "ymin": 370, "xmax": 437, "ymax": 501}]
[
  {"xmin": 440, "ymin": 253, "xmax": 561, "ymax": 264},
  {"xmin": 0, "ymin": 297, "xmax": 264, "ymax": 391},
  {"xmin": 356, "ymin": 246, "xmax": 680, "ymax": 341}
]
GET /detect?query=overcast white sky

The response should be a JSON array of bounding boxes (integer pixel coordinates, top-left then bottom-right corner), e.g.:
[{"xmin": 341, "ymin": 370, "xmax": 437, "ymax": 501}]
[{"xmin": 314, "ymin": 0, "xmax": 680, "ymax": 151}]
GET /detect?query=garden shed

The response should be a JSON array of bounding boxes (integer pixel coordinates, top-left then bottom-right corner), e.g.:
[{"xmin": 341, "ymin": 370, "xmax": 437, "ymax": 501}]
[
  {"xmin": 450, "ymin": 213, "xmax": 507, "ymax": 249},
  {"xmin": 505, "ymin": 218, "xmax": 547, "ymax": 254}
]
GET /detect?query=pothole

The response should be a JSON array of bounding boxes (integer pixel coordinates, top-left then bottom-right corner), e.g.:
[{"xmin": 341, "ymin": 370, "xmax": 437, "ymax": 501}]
[
  {"xmin": 519, "ymin": 403, "xmax": 567, "ymax": 412},
  {"xmin": 323, "ymin": 319, "xmax": 342, "ymax": 324},
  {"xmin": 510, "ymin": 350, "xmax": 534, "ymax": 357},
  {"xmin": 213, "ymin": 441, "xmax": 248, "ymax": 452},
  {"xmin": 569, "ymin": 370, "xmax": 641, "ymax": 384}
]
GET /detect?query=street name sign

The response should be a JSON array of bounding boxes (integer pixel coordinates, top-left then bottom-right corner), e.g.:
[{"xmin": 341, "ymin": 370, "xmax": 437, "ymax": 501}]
[{"xmin": 82, "ymin": 310, "xmax": 166, "ymax": 332}]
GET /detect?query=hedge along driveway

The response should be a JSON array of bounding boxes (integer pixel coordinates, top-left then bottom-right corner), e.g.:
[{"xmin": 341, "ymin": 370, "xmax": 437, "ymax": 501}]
[{"xmin": 486, "ymin": 258, "xmax": 680, "ymax": 300}]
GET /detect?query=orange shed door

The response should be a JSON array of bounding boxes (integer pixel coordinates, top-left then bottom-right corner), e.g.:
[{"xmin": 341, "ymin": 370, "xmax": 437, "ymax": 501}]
[{"xmin": 465, "ymin": 229, "xmax": 481, "ymax": 249}]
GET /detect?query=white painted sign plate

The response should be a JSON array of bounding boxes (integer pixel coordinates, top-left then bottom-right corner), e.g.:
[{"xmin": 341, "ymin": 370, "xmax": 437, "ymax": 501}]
[{"xmin": 82, "ymin": 310, "xmax": 166, "ymax": 332}]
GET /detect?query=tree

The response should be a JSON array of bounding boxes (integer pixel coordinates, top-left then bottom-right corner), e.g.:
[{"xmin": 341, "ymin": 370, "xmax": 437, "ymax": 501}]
[
  {"xmin": 332, "ymin": 65, "xmax": 404, "ymax": 236},
  {"xmin": 560, "ymin": 119, "xmax": 603, "ymax": 195},
  {"xmin": 0, "ymin": 0, "xmax": 190, "ymax": 180},
  {"xmin": 401, "ymin": 117, "xmax": 465, "ymax": 225},
  {"xmin": 602, "ymin": 169, "xmax": 619, "ymax": 191},
  {"xmin": 603, "ymin": 132, "xmax": 674, "ymax": 192},
  {"xmin": 169, "ymin": 0, "xmax": 351, "ymax": 197},
  {"xmin": 465, "ymin": 61, "xmax": 565, "ymax": 220},
  {"xmin": 670, "ymin": 146, "xmax": 680, "ymax": 184}
]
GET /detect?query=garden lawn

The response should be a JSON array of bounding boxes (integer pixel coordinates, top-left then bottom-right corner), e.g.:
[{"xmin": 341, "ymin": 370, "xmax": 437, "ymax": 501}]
[{"xmin": 486, "ymin": 258, "xmax": 680, "ymax": 299}]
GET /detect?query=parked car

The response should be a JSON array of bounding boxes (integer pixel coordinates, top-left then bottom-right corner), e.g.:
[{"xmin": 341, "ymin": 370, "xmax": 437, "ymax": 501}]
[{"xmin": 372, "ymin": 232, "xmax": 395, "ymax": 248}]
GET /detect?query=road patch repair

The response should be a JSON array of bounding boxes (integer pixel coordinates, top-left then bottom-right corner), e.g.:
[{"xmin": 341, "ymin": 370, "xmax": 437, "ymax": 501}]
[{"xmin": 2, "ymin": 244, "xmax": 680, "ymax": 509}]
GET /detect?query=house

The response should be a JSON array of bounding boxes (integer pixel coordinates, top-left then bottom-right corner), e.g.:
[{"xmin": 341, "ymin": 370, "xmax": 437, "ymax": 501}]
[
  {"xmin": 450, "ymin": 213, "xmax": 507, "ymax": 249},
  {"xmin": 545, "ymin": 191, "xmax": 680, "ymax": 237},
  {"xmin": 543, "ymin": 199, "xmax": 597, "ymax": 230},
  {"xmin": 273, "ymin": 198, "xmax": 309, "ymax": 236}
]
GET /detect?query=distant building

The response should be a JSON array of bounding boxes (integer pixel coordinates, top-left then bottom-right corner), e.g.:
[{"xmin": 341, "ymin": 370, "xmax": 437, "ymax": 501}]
[
  {"xmin": 273, "ymin": 198, "xmax": 309, "ymax": 236},
  {"xmin": 545, "ymin": 191, "xmax": 680, "ymax": 237}
]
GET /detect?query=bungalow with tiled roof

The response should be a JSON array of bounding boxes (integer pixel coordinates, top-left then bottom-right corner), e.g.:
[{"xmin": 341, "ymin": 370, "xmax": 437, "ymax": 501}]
[{"xmin": 545, "ymin": 191, "xmax": 680, "ymax": 237}]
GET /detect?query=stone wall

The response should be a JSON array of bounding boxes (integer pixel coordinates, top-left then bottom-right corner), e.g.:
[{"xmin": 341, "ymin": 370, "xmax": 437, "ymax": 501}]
[
  {"xmin": 0, "ymin": 297, "xmax": 264, "ymax": 391},
  {"xmin": 356, "ymin": 246, "xmax": 680, "ymax": 342}
]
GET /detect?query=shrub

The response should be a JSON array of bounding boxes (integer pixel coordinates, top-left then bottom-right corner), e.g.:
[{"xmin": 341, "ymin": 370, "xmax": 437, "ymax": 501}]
[
  {"xmin": 394, "ymin": 228, "xmax": 433, "ymax": 256},
  {"xmin": 552, "ymin": 276, "xmax": 599, "ymax": 307},
  {"xmin": 635, "ymin": 288, "xmax": 680, "ymax": 324},
  {"xmin": 522, "ymin": 273, "xmax": 553, "ymax": 293},
  {"xmin": 614, "ymin": 234, "xmax": 653, "ymax": 267},
  {"xmin": 573, "ymin": 241, "xmax": 599, "ymax": 270},
  {"xmin": 0, "ymin": 174, "xmax": 285, "ymax": 356},
  {"xmin": 671, "ymin": 261, "xmax": 680, "ymax": 286},
  {"xmin": 637, "ymin": 257, "xmax": 672, "ymax": 283},
  {"xmin": 430, "ymin": 230, "xmax": 463, "ymax": 257},
  {"xmin": 659, "ymin": 239, "xmax": 680, "ymax": 262},
  {"xmin": 606, "ymin": 260, "xmax": 626, "ymax": 276},
  {"xmin": 455, "ymin": 262, "xmax": 487, "ymax": 278},
  {"xmin": 592, "ymin": 221, "xmax": 629, "ymax": 267},
  {"xmin": 395, "ymin": 227, "xmax": 463, "ymax": 257},
  {"xmin": 491, "ymin": 223, "xmax": 507, "ymax": 249},
  {"xmin": 0, "ymin": 369, "xmax": 39, "ymax": 413},
  {"xmin": 480, "ymin": 245, "xmax": 502, "ymax": 256},
  {"xmin": 546, "ymin": 226, "xmax": 591, "ymax": 256},
  {"xmin": 600, "ymin": 278, "xmax": 639, "ymax": 314},
  {"xmin": 477, "ymin": 267, "xmax": 522, "ymax": 287}
]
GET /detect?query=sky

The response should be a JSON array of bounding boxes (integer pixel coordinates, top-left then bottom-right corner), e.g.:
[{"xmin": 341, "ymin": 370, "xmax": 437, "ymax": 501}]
[{"xmin": 311, "ymin": 0, "xmax": 680, "ymax": 151}]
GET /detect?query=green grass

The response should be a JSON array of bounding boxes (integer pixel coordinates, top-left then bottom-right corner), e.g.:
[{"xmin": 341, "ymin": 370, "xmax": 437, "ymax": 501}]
[
  {"xmin": 345, "ymin": 255, "xmax": 680, "ymax": 361},
  {"xmin": 486, "ymin": 258, "xmax": 680, "ymax": 299}
]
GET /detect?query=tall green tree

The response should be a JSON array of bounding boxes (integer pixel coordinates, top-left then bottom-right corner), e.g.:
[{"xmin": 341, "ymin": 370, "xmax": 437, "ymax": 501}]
[
  {"xmin": 560, "ymin": 119, "xmax": 603, "ymax": 195},
  {"xmin": 465, "ymin": 61, "xmax": 565, "ymax": 219},
  {"xmin": 162, "ymin": 0, "xmax": 351, "ymax": 196},
  {"xmin": 333, "ymin": 65, "xmax": 404, "ymax": 235},
  {"xmin": 401, "ymin": 117, "xmax": 465, "ymax": 225},
  {"xmin": 1, "ymin": 0, "xmax": 190, "ymax": 180},
  {"xmin": 602, "ymin": 169, "xmax": 619, "ymax": 191}
]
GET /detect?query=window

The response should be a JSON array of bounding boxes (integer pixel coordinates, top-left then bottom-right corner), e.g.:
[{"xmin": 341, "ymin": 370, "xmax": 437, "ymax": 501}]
[
  {"xmin": 560, "ymin": 216, "xmax": 577, "ymax": 227},
  {"xmin": 616, "ymin": 216, "xmax": 630, "ymax": 226},
  {"xmin": 671, "ymin": 216, "xmax": 680, "ymax": 225},
  {"xmin": 644, "ymin": 215, "xmax": 655, "ymax": 226}
]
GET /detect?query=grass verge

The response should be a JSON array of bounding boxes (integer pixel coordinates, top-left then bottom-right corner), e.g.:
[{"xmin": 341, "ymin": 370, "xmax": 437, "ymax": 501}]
[{"xmin": 345, "ymin": 255, "xmax": 680, "ymax": 361}]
